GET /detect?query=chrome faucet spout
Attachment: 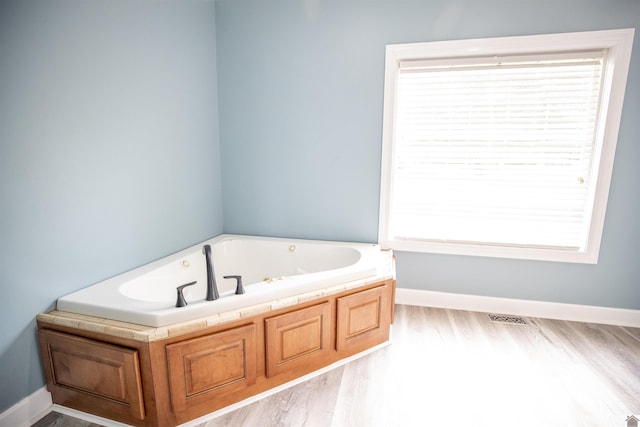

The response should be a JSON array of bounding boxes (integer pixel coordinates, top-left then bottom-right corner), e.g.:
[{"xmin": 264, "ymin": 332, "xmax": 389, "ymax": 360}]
[{"xmin": 202, "ymin": 244, "xmax": 219, "ymax": 301}]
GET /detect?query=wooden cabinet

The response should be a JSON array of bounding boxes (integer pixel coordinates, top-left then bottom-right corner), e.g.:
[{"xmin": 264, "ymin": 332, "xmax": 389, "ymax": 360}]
[
  {"xmin": 166, "ymin": 323, "xmax": 256, "ymax": 422},
  {"xmin": 265, "ymin": 302, "xmax": 332, "ymax": 378},
  {"xmin": 336, "ymin": 283, "xmax": 392, "ymax": 356},
  {"xmin": 38, "ymin": 329, "xmax": 145, "ymax": 424},
  {"xmin": 37, "ymin": 279, "xmax": 395, "ymax": 426}
]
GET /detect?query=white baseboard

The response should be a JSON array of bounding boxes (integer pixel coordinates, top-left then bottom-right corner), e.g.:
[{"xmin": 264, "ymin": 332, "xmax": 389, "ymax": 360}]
[
  {"xmin": 52, "ymin": 405, "xmax": 132, "ymax": 427},
  {"xmin": 395, "ymin": 288, "xmax": 640, "ymax": 328},
  {"xmin": 0, "ymin": 387, "xmax": 52, "ymax": 427}
]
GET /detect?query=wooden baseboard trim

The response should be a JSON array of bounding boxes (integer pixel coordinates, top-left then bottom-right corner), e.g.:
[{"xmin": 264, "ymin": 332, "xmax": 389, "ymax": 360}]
[
  {"xmin": 395, "ymin": 288, "xmax": 640, "ymax": 328},
  {"xmin": 0, "ymin": 387, "xmax": 52, "ymax": 427}
]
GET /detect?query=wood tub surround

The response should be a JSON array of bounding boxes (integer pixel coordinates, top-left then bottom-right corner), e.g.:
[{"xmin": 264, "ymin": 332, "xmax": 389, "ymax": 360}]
[{"xmin": 37, "ymin": 279, "xmax": 395, "ymax": 426}]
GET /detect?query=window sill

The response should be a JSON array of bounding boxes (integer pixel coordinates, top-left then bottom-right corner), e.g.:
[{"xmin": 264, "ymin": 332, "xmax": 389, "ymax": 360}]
[{"xmin": 380, "ymin": 237, "xmax": 599, "ymax": 264}]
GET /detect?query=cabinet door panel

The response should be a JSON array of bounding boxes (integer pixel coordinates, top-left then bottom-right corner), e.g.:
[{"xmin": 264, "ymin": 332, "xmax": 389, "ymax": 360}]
[
  {"xmin": 265, "ymin": 302, "xmax": 331, "ymax": 378},
  {"xmin": 166, "ymin": 323, "xmax": 256, "ymax": 413},
  {"xmin": 336, "ymin": 284, "xmax": 391, "ymax": 354},
  {"xmin": 38, "ymin": 329, "xmax": 145, "ymax": 422}
]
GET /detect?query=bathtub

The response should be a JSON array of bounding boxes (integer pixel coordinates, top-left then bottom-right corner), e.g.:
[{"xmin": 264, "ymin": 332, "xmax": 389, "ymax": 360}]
[{"xmin": 56, "ymin": 235, "xmax": 394, "ymax": 327}]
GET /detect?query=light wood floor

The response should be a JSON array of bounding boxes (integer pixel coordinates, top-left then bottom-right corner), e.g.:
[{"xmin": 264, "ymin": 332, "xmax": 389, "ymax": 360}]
[{"xmin": 34, "ymin": 305, "xmax": 640, "ymax": 427}]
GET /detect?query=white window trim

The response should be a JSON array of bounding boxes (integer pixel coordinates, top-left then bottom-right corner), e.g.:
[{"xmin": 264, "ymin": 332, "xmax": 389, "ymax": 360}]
[{"xmin": 378, "ymin": 29, "xmax": 635, "ymax": 263}]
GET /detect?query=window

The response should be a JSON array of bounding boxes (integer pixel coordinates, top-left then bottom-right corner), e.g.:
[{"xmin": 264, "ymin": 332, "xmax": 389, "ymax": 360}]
[{"xmin": 378, "ymin": 29, "xmax": 634, "ymax": 263}]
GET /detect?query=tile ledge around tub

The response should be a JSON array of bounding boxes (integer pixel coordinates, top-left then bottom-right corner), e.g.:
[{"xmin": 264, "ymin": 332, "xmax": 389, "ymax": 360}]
[
  {"xmin": 38, "ymin": 273, "xmax": 395, "ymax": 342},
  {"xmin": 37, "ymin": 311, "xmax": 164, "ymax": 342}
]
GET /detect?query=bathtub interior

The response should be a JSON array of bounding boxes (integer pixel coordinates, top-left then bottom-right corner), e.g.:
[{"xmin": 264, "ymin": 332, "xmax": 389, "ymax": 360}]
[
  {"xmin": 56, "ymin": 235, "xmax": 387, "ymax": 327},
  {"xmin": 117, "ymin": 237, "xmax": 363, "ymax": 305},
  {"xmin": 214, "ymin": 238, "xmax": 362, "ymax": 283}
]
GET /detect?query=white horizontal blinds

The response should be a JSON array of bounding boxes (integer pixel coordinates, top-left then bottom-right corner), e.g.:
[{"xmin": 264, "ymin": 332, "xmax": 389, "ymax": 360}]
[{"xmin": 390, "ymin": 51, "xmax": 605, "ymax": 249}]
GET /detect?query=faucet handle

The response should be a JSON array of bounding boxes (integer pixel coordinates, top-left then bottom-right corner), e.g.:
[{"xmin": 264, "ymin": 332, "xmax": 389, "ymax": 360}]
[
  {"xmin": 224, "ymin": 275, "xmax": 245, "ymax": 295},
  {"xmin": 175, "ymin": 281, "xmax": 197, "ymax": 307}
]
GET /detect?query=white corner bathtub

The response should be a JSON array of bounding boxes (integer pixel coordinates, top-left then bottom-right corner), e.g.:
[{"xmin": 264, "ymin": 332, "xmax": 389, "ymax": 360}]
[{"xmin": 56, "ymin": 235, "xmax": 394, "ymax": 327}]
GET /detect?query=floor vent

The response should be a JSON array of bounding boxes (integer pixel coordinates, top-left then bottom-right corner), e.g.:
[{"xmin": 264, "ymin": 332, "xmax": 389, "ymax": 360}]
[{"xmin": 488, "ymin": 314, "xmax": 527, "ymax": 325}]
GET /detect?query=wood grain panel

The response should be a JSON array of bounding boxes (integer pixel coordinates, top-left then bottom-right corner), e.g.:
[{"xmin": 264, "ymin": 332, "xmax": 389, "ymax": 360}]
[
  {"xmin": 37, "ymin": 329, "xmax": 145, "ymax": 421},
  {"xmin": 265, "ymin": 301, "xmax": 331, "ymax": 378},
  {"xmin": 336, "ymin": 284, "xmax": 391, "ymax": 354},
  {"xmin": 51, "ymin": 347, "xmax": 129, "ymax": 401},
  {"xmin": 183, "ymin": 344, "xmax": 246, "ymax": 396},
  {"xmin": 166, "ymin": 323, "xmax": 257, "ymax": 414}
]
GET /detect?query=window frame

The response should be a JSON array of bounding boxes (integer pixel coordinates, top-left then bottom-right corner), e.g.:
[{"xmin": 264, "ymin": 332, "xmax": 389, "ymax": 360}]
[{"xmin": 378, "ymin": 29, "xmax": 635, "ymax": 263}]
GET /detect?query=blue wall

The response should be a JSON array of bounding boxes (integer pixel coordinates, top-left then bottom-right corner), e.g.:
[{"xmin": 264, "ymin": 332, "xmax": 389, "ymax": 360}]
[
  {"xmin": 0, "ymin": 0, "xmax": 222, "ymax": 413},
  {"xmin": 216, "ymin": 0, "xmax": 640, "ymax": 309}
]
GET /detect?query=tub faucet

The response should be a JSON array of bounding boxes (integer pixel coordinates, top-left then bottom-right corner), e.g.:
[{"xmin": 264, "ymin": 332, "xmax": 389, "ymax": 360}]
[
  {"xmin": 203, "ymin": 244, "xmax": 219, "ymax": 301},
  {"xmin": 224, "ymin": 275, "xmax": 245, "ymax": 295},
  {"xmin": 175, "ymin": 281, "xmax": 197, "ymax": 307}
]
